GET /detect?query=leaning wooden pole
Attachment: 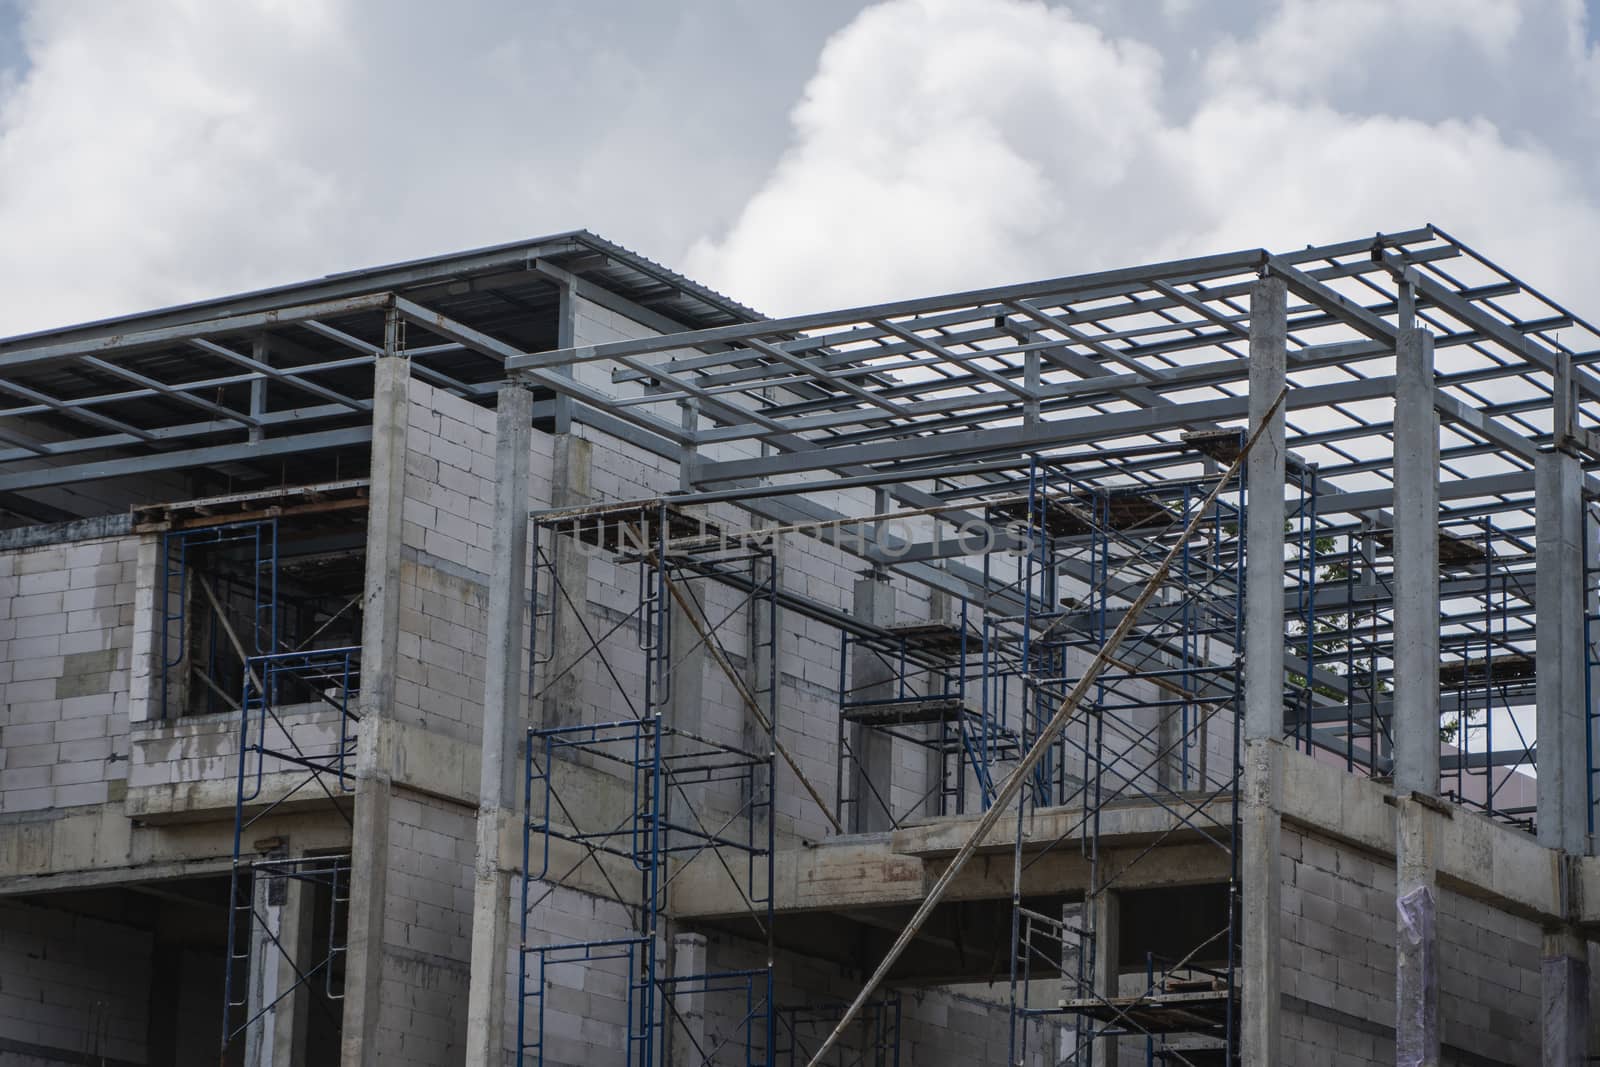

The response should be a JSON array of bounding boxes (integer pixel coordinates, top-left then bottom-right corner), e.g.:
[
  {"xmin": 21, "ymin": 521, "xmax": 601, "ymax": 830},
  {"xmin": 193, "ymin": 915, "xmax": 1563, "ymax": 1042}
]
[{"xmin": 804, "ymin": 388, "xmax": 1287, "ymax": 1067}]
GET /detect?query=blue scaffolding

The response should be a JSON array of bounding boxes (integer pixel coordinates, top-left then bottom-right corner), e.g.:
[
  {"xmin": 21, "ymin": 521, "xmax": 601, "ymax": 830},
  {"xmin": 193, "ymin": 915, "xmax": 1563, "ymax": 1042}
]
[
  {"xmin": 519, "ymin": 502, "xmax": 778, "ymax": 1067},
  {"xmin": 1589, "ymin": 506, "xmax": 1600, "ymax": 838},
  {"xmin": 221, "ymin": 644, "xmax": 361, "ymax": 1051},
  {"xmin": 774, "ymin": 994, "xmax": 901, "ymax": 1067},
  {"xmin": 1434, "ymin": 515, "xmax": 1538, "ymax": 829},
  {"xmin": 1277, "ymin": 469, "xmax": 1545, "ymax": 831},
  {"xmin": 159, "ymin": 513, "xmax": 363, "ymax": 1058},
  {"xmin": 1000, "ymin": 447, "xmax": 1246, "ymax": 1066},
  {"xmin": 834, "ymin": 605, "xmax": 1016, "ymax": 826}
]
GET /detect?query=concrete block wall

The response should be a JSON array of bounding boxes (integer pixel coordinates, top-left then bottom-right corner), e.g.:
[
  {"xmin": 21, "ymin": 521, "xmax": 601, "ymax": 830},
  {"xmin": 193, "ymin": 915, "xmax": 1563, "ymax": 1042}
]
[
  {"xmin": 495, "ymin": 878, "xmax": 643, "ymax": 1066},
  {"xmin": 127, "ymin": 703, "xmax": 344, "ymax": 794},
  {"xmin": 0, "ymin": 897, "xmax": 152, "ymax": 1064},
  {"xmin": 359, "ymin": 360, "xmax": 502, "ymax": 1067},
  {"xmin": 534, "ymin": 422, "xmax": 966, "ymax": 843},
  {"xmin": 397, "ymin": 382, "xmax": 501, "ymax": 745},
  {"xmin": 1281, "ymin": 826, "xmax": 1395, "ymax": 1066},
  {"xmin": 1281, "ymin": 826, "xmax": 1540, "ymax": 1066},
  {"xmin": 0, "ymin": 515, "xmax": 375, "ymax": 822},
  {"xmin": 541, "ymin": 420, "xmax": 677, "ymax": 728},
  {"xmin": 374, "ymin": 791, "xmax": 477, "ymax": 1066},
  {"xmin": 0, "ymin": 536, "xmax": 137, "ymax": 814},
  {"xmin": 1436, "ymin": 887, "xmax": 1541, "ymax": 1063}
]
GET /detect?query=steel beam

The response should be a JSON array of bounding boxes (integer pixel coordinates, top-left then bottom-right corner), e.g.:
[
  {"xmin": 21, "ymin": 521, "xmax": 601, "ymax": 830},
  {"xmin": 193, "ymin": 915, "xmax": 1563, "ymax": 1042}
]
[{"xmin": 0, "ymin": 426, "xmax": 372, "ymax": 492}]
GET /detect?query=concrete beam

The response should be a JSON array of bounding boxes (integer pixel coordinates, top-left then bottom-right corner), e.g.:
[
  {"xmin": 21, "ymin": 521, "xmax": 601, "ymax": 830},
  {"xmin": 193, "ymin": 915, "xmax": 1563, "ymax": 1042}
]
[
  {"xmin": 0, "ymin": 807, "xmax": 349, "ymax": 894},
  {"xmin": 671, "ymin": 837, "xmax": 1230, "ymax": 921},
  {"xmin": 889, "ymin": 797, "xmax": 1231, "ymax": 858},
  {"xmin": 669, "ymin": 798, "xmax": 1233, "ymax": 921},
  {"xmin": 122, "ymin": 716, "xmax": 482, "ymax": 833}
]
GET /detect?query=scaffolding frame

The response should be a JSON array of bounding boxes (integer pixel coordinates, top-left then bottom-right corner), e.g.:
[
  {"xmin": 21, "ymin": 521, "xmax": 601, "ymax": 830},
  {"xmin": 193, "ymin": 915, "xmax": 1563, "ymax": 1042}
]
[
  {"xmin": 157, "ymin": 511, "xmax": 366, "ymax": 1059},
  {"xmin": 504, "ymin": 228, "xmax": 1598, "ymax": 799},
  {"xmin": 221, "ymin": 644, "xmax": 360, "ymax": 1054},
  {"xmin": 774, "ymin": 995, "xmax": 902, "ymax": 1067},
  {"xmin": 486, "ymin": 227, "xmax": 1600, "ymax": 1065},
  {"xmin": 518, "ymin": 503, "xmax": 779, "ymax": 1067},
  {"xmin": 987, "ymin": 450, "xmax": 1246, "ymax": 1066},
  {"xmin": 834, "ymin": 605, "xmax": 1015, "ymax": 827}
]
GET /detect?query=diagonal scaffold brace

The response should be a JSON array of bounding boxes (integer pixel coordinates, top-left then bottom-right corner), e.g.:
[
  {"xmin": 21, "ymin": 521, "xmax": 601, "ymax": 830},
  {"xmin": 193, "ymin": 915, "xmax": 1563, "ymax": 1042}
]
[{"xmin": 804, "ymin": 386, "xmax": 1287, "ymax": 1067}]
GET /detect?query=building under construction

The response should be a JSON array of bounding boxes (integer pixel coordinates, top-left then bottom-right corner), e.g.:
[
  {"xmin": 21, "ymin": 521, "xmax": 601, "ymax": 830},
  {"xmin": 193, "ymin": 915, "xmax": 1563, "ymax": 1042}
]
[{"xmin": 0, "ymin": 226, "xmax": 1593, "ymax": 1066}]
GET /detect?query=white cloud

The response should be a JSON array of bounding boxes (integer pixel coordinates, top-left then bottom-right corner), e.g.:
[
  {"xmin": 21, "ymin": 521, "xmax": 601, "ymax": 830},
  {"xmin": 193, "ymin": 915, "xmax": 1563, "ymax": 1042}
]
[
  {"xmin": 1203, "ymin": 0, "xmax": 1526, "ymax": 98},
  {"xmin": 2, "ymin": 0, "xmax": 1597, "ymax": 334},
  {"xmin": 689, "ymin": 0, "xmax": 1600, "ymax": 318},
  {"xmin": 0, "ymin": 0, "xmax": 865, "ymax": 335}
]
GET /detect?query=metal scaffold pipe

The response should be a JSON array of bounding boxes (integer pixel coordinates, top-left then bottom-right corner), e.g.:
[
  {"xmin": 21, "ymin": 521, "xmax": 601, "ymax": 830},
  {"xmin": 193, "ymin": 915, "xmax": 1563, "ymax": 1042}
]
[{"xmin": 804, "ymin": 387, "xmax": 1287, "ymax": 1067}]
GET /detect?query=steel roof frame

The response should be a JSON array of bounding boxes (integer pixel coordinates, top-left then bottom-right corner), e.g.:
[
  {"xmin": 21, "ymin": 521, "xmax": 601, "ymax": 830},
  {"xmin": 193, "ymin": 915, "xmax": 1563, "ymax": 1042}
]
[
  {"xmin": 498, "ymin": 224, "xmax": 1596, "ymax": 779},
  {"xmin": 1, "ymin": 224, "xmax": 1590, "ymax": 774}
]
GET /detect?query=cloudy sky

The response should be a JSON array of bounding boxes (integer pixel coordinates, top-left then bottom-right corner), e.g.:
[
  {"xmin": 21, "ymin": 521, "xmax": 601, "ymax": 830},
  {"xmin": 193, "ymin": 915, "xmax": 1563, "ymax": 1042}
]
[{"xmin": 0, "ymin": 0, "xmax": 1597, "ymax": 336}]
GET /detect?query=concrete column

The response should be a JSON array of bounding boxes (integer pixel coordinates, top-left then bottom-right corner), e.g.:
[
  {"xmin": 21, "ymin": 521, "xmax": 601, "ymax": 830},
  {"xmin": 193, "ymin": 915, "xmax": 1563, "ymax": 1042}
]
[
  {"xmin": 1090, "ymin": 889, "xmax": 1121, "ymax": 1067},
  {"xmin": 465, "ymin": 384, "xmax": 534, "ymax": 1067},
  {"xmin": 1240, "ymin": 743, "xmax": 1282, "ymax": 1067},
  {"xmin": 849, "ymin": 575, "xmax": 897, "ymax": 832},
  {"xmin": 667, "ymin": 580, "xmax": 708, "ymax": 736},
  {"xmin": 1240, "ymin": 274, "xmax": 1286, "ymax": 1067},
  {"xmin": 669, "ymin": 398, "xmax": 707, "ymax": 739},
  {"xmin": 668, "ymin": 932, "xmax": 708, "ymax": 1065},
  {"xmin": 245, "ymin": 857, "xmax": 285, "ymax": 1067},
  {"xmin": 1392, "ymin": 327, "xmax": 1440, "ymax": 797},
  {"xmin": 1538, "ymin": 446, "xmax": 1591, "ymax": 1064},
  {"xmin": 272, "ymin": 862, "xmax": 315, "ymax": 1066},
  {"xmin": 743, "ymin": 545, "xmax": 779, "ymax": 844},
  {"xmin": 340, "ymin": 351, "xmax": 409, "ymax": 1067},
  {"xmin": 1156, "ymin": 677, "xmax": 1184, "ymax": 791},
  {"xmin": 1393, "ymin": 326, "xmax": 1440, "ymax": 1067},
  {"xmin": 1538, "ymin": 447, "xmax": 1587, "ymax": 855},
  {"xmin": 1243, "ymin": 275, "xmax": 1287, "ymax": 745},
  {"xmin": 541, "ymin": 434, "xmax": 592, "ymax": 731},
  {"xmin": 1396, "ymin": 799, "xmax": 1440, "ymax": 1066},
  {"xmin": 1545, "ymin": 928, "xmax": 1590, "ymax": 1065}
]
